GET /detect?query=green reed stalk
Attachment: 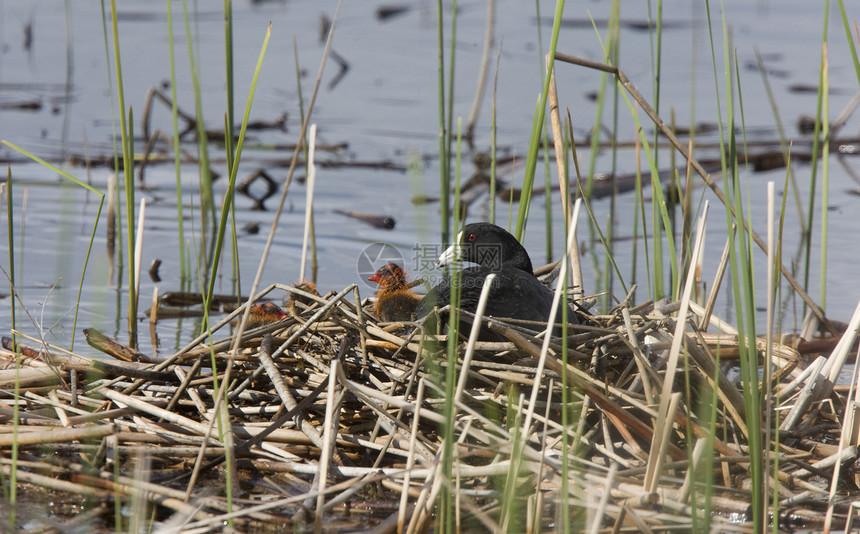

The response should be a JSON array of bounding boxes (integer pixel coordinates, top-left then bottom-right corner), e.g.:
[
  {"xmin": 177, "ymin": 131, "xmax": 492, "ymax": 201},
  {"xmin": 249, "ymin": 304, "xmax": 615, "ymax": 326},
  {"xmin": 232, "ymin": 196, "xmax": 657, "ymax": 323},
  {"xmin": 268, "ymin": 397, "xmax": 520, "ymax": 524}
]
[
  {"xmin": 649, "ymin": 160, "xmax": 665, "ymax": 299},
  {"xmin": 446, "ymin": 0, "xmax": 457, "ymax": 200},
  {"xmin": 567, "ymin": 109, "xmax": 631, "ymax": 308},
  {"xmin": 684, "ymin": 5, "xmax": 701, "ymax": 296},
  {"xmin": 605, "ymin": 5, "xmax": 621, "ymax": 309},
  {"xmin": 181, "ymin": 0, "xmax": 215, "ymax": 243},
  {"xmin": 490, "ymin": 63, "xmax": 498, "ymax": 225},
  {"xmin": 585, "ymin": 17, "xmax": 611, "ymax": 200},
  {"xmin": 633, "ymin": 134, "xmax": 651, "ymax": 299},
  {"xmin": 591, "ymin": 11, "xmax": 677, "ymax": 301},
  {"xmin": 558, "ymin": 170, "xmax": 573, "ymax": 532},
  {"xmin": 543, "ymin": 145, "xmax": 553, "ymax": 263},
  {"xmin": 610, "ymin": 88, "xmax": 676, "ymax": 300},
  {"xmin": 831, "ymin": 0, "xmax": 860, "ymax": 302},
  {"xmin": 651, "ymin": 0, "xmax": 663, "ymax": 168},
  {"xmin": 769, "ymin": 164, "xmax": 792, "ymax": 534},
  {"xmin": 515, "ymin": 0, "xmax": 564, "ymax": 240},
  {"xmin": 294, "ymin": 37, "xmax": 309, "ymax": 166},
  {"xmin": 108, "ymin": 0, "xmax": 138, "ymax": 345},
  {"xmin": 483, "ymin": 16, "xmax": 502, "ymax": 226},
  {"xmin": 9, "ymin": 347, "xmax": 19, "ymax": 529},
  {"xmin": 204, "ymin": 24, "xmax": 270, "ymax": 312},
  {"xmin": 226, "ymin": 115, "xmax": 241, "ymax": 298},
  {"xmin": 753, "ymin": 47, "xmax": 806, "ymax": 235},
  {"xmin": 439, "ymin": 118, "xmax": 464, "ymax": 532},
  {"xmin": 436, "ymin": 0, "xmax": 450, "ymax": 243},
  {"xmin": 681, "ymin": 320, "xmax": 696, "ymax": 531},
  {"xmin": 223, "ymin": 1, "xmax": 241, "ymax": 299},
  {"xmin": 498, "ymin": 394, "xmax": 524, "ymax": 532},
  {"xmin": 836, "ymin": 0, "xmax": 860, "ymax": 83},
  {"xmin": 587, "ymin": 4, "xmax": 621, "ymax": 308},
  {"xmin": 5, "ymin": 169, "xmax": 15, "ymax": 346},
  {"xmin": 200, "ymin": 27, "xmax": 270, "ymax": 518},
  {"xmin": 728, "ymin": 121, "xmax": 765, "ymax": 534},
  {"xmin": 444, "ymin": 0, "xmax": 458, "ymax": 242},
  {"xmin": 819, "ymin": 51, "xmax": 830, "ymax": 312},
  {"xmin": 100, "ymin": 0, "xmax": 124, "ymax": 293},
  {"xmin": 534, "ymin": 0, "xmax": 553, "ymax": 263},
  {"xmin": 802, "ymin": 6, "xmax": 829, "ymax": 303},
  {"xmin": 224, "ymin": 0, "xmax": 235, "ymax": 149},
  {"xmin": 705, "ymin": 2, "xmax": 763, "ymax": 528},
  {"xmin": 99, "ymin": 0, "xmax": 120, "ymax": 182},
  {"xmin": 3, "ymin": 168, "xmax": 16, "ymax": 528},
  {"xmin": 128, "ymin": 110, "xmax": 138, "ymax": 324},
  {"xmin": 166, "ymin": 0, "xmax": 187, "ymax": 281},
  {"xmin": 697, "ymin": 345, "xmax": 721, "ymax": 531}
]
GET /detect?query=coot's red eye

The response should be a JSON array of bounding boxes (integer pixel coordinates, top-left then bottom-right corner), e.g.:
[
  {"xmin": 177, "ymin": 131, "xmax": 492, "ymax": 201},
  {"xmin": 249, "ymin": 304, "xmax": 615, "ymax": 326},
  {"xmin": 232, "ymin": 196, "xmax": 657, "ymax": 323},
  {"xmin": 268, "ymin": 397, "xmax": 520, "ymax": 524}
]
[{"xmin": 468, "ymin": 234, "xmax": 476, "ymax": 242}]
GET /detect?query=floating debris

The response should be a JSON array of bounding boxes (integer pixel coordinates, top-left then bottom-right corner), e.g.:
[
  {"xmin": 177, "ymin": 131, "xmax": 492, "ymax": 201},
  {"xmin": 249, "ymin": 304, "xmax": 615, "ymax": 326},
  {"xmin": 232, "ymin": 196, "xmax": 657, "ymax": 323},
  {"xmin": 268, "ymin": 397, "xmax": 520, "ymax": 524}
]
[{"xmin": 333, "ymin": 209, "xmax": 395, "ymax": 229}]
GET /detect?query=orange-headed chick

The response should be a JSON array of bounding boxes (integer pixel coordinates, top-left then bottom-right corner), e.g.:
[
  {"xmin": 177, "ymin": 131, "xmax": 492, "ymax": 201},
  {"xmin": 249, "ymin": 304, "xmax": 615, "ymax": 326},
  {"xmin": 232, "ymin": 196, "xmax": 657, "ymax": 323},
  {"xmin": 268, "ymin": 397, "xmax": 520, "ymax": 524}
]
[
  {"xmin": 287, "ymin": 280, "xmax": 321, "ymax": 316},
  {"xmin": 368, "ymin": 263, "xmax": 421, "ymax": 323},
  {"xmin": 235, "ymin": 302, "xmax": 289, "ymax": 329}
]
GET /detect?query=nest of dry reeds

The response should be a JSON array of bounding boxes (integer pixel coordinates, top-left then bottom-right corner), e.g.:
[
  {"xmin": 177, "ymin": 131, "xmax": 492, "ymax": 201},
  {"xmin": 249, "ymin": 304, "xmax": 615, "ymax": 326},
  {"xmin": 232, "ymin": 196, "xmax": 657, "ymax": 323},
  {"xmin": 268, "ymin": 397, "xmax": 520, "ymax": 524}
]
[{"xmin": 0, "ymin": 280, "xmax": 858, "ymax": 532}]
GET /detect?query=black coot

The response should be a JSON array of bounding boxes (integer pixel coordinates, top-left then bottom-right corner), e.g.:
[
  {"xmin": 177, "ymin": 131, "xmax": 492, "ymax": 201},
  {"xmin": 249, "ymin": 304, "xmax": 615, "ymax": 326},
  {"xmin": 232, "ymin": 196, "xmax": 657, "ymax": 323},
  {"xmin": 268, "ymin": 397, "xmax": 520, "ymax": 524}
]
[{"xmin": 418, "ymin": 222, "xmax": 576, "ymax": 338}]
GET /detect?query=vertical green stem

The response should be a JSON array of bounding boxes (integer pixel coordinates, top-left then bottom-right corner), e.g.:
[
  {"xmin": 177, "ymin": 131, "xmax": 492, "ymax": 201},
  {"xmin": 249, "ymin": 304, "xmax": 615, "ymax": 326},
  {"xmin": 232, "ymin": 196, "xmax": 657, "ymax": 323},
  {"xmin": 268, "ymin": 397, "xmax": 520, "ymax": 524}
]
[
  {"xmin": 515, "ymin": 0, "xmax": 565, "ymax": 240},
  {"xmin": 5, "ymin": 168, "xmax": 15, "ymax": 346},
  {"xmin": 441, "ymin": 118, "xmax": 464, "ymax": 532},
  {"xmin": 5, "ymin": 167, "xmax": 17, "ymax": 527},
  {"xmin": 109, "ymin": 0, "xmax": 137, "ymax": 345},
  {"xmin": 436, "ymin": 0, "xmax": 450, "ymax": 244},
  {"xmin": 223, "ymin": 0, "xmax": 240, "ymax": 299},
  {"xmin": 181, "ymin": 0, "xmax": 215, "ymax": 249},
  {"xmin": 166, "ymin": 0, "xmax": 187, "ymax": 281},
  {"xmin": 819, "ymin": 47, "xmax": 830, "ymax": 311},
  {"xmin": 802, "ymin": 2, "xmax": 829, "ymax": 308}
]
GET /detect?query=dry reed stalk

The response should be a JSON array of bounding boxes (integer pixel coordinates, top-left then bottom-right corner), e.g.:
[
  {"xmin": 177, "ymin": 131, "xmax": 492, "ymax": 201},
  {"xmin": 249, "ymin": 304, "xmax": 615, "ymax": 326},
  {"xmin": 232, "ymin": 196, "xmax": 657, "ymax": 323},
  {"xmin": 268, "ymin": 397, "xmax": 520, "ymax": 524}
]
[
  {"xmin": 352, "ymin": 285, "xmax": 369, "ymax": 363},
  {"xmin": 0, "ymin": 424, "xmax": 115, "ymax": 446},
  {"xmin": 780, "ymin": 307, "xmax": 860, "ymax": 431},
  {"xmin": 0, "ymin": 366, "xmax": 62, "ymax": 387},
  {"xmin": 454, "ymin": 273, "xmax": 495, "ymax": 406},
  {"xmin": 11, "ymin": 330, "xmax": 172, "ymax": 380},
  {"xmin": 643, "ymin": 392, "xmax": 681, "ymax": 493},
  {"xmin": 519, "ymin": 200, "xmax": 582, "ymax": 459},
  {"xmin": 314, "ymin": 358, "xmax": 340, "ymax": 522},
  {"xmin": 546, "ymin": 55, "xmax": 586, "ymax": 305},
  {"xmin": 79, "ymin": 472, "xmax": 216, "ymax": 522},
  {"xmin": 97, "ymin": 388, "xmax": 220, "ymax": 442},
  {"xmin": 700, "ymin": 227, "xmax": 733, "ymax": 331},
  {"xmin": 5, "ymin": 262, "xmax": 858, "ymax": 531},
  {"xmin": 133, "ymin": 198, "xmax": 145, "ymax": 317},
  {"xmin": 398, "ymin": 377, "xmax": 426, "ymax": 532},
  {"xmin": 1, "ymin": 464, "xmax": 110, "ymax": 497},
  {"xmin": 300, "ymin": 123, "xmax": 317, "ymax": 284}
]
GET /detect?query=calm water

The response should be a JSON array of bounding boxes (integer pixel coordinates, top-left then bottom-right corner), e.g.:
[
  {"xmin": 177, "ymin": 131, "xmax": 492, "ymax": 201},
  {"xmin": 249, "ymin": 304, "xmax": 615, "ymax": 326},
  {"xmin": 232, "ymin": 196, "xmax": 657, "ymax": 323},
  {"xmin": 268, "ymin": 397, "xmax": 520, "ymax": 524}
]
[{"xmin": 1, "ymin": 0, "xmax": 858, "ymax": 357}]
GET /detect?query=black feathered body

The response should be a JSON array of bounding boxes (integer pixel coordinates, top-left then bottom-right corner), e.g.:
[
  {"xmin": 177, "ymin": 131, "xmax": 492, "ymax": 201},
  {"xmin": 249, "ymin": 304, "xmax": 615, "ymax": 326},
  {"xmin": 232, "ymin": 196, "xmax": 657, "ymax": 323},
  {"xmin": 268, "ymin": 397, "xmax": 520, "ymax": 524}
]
[{"xmin": 418, "ymin": 223, "xmax": 577, "ymax": 339}]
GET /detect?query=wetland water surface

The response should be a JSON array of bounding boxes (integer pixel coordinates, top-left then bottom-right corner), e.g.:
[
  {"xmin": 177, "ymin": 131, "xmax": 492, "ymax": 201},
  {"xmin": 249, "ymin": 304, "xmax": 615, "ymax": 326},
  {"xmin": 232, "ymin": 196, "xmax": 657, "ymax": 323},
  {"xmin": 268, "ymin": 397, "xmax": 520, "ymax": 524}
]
[{"xmin": 1, "ymin": 0, "xmax": 859, "ymax": 357}]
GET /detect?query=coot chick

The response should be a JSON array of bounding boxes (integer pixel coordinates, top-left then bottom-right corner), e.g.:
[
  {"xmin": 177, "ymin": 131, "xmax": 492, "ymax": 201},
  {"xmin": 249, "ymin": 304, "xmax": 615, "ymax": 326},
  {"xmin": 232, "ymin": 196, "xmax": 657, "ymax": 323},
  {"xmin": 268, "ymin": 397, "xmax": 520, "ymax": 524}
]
[
  {"xmin": 418, "ymin": 223, "xmax": 576, "ymax": 338},
  {"xmin": 369, "ymin": 263, "xmax": 421, "ymax": 322},
  {"xmin": 234, "ymin": 302, "xmax": 289, "ymax": 329},
  {"xmin": 286, "ymin": 280, "xmax": 321, "ymax": 316}
]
